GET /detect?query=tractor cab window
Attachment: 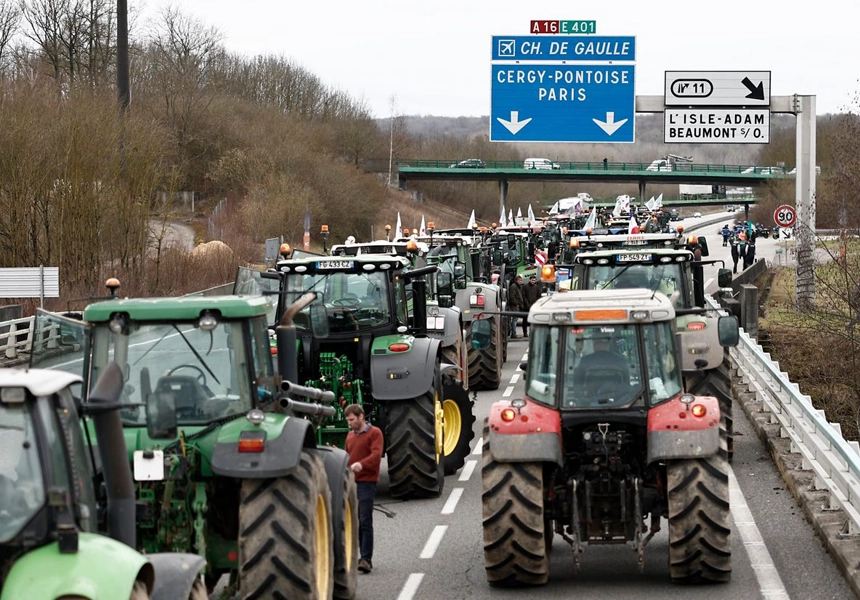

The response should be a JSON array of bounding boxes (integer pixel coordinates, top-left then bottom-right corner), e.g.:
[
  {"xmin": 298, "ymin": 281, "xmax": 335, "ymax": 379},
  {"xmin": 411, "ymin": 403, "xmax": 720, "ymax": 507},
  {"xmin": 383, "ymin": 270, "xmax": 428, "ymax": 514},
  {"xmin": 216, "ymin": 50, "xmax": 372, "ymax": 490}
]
[
  {"xmin": 561, "ymin": 325, "xmax": 643, "ymax": 408},
  {"xmin": 0, "ymin": 401, "xmax": 45, "ymax": 543},
  {"xmin": 91, "ymin": 319, "xmax": 256, "ymax": 426},
  {"xmin": 642, "ymin": 322, "xmax": 683, "ymax": 403},
  {"xmin": 525, "ymin": 326, "xmax": 559, "ymax": 406},
  {"xmin": 586, "ymin": 263, "xmax": 691, "ymax": 305},
  {"xmin": 285, "ymin": 271, "xmax": 392, "ymax": 333}
]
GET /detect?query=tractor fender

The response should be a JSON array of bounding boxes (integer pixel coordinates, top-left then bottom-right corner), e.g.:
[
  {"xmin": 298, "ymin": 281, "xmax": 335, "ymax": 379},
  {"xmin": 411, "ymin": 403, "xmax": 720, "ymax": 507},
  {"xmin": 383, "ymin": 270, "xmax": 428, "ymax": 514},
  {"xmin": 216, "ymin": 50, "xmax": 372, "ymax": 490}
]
[
  {"xmin": 457, "ymin": 284, "xmax": 501, "ymax": 323},
  {"xmin": 647, "ymin": 394, "xmax": 721, "ymax": 463},
  {"xmin": 676, "ymin": 313, "xmax": 723, "ymax": 373},
  {"xmin": 486, "ymin": 399, "xmax": 563, "ymax": 466},
  {"xmin": 371, "ymin": 337, "xmax": 441, "ymax": 400},
  {"xmin": 0, "ymin": 533, "xmax": 153, "ymax": 600},
  {"xmin": 312, "ymin": 447, "xmax": 352, "ymax": 571},
  {"xmin": 148, "ymin": 553, "xmax": 206, "ymax": 600},
  {"xmin": 211, "ymin": 413, "xmax": 316, "ymax": 478},
  {"xmin": 427, "ymin": 305, "xmax": 462, "ymax": 348}
]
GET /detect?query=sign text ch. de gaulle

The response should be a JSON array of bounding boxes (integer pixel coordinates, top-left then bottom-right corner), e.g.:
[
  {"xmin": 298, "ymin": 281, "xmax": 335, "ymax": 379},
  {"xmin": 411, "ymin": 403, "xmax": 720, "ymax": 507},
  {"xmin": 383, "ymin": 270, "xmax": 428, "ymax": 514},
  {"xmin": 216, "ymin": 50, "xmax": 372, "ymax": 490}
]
[{"xmin": 530, "ymin": 20, "xmax": 596, "ymax": 35}]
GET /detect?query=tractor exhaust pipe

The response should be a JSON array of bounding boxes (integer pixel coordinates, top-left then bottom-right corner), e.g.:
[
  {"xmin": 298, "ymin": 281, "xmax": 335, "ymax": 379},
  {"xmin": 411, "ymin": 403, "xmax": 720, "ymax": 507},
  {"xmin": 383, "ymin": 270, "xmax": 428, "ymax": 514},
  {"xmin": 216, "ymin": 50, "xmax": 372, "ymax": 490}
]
[
  {"xmin": 277, "ymin": 291, "xmax": 317, "ymax": 389},
  {"xmin": 88, "ymin": 362, "xmax": 136, "ymax": 549}
]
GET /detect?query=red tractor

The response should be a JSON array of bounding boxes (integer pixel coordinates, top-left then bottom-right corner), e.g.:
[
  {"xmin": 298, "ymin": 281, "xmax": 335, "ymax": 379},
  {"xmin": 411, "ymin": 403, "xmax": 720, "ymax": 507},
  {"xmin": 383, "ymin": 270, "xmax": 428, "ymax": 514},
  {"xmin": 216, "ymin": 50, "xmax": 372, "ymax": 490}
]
[{"xmin": 479, "ymin": 289, "xmax": 738, "ymax": 585}]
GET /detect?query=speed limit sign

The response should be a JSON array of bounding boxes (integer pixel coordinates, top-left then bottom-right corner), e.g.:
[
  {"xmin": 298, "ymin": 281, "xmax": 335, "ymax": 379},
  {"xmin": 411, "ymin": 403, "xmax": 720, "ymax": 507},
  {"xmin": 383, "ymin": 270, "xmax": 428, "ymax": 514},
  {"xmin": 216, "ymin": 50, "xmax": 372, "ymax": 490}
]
[{"xmin": 773, "ymin": 204, "xmax": 797, "ymax": 228}]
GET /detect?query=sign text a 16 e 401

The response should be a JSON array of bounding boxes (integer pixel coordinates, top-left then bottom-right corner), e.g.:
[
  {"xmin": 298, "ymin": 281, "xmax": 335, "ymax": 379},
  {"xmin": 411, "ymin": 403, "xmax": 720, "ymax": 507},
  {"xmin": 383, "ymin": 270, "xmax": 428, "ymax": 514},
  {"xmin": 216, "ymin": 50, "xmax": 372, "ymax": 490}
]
[{"xmin": 530, "ymin": 20, "xmax": 596, "ymax": 34}]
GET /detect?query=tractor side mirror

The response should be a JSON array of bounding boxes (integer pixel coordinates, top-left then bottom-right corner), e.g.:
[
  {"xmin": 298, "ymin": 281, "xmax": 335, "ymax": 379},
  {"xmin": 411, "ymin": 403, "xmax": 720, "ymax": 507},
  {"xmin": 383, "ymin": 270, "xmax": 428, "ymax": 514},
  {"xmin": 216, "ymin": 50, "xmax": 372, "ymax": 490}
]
[
  {"xmin": 471, "ymin": 319, "xmax": 492, "ymax": 349},
  {"xmin": 309, "ymin": 303, "xmax": 329, "ymax": 338},
  {"xmin": 146, "ymin": 392, "xmax": 178, "ymax": 440},
  {"xmin": 436, "ymin": 271, "xmax": 454, "ymax": 308},
  {"xmin": 717, "ymin": 268, "xmax": 733, "ymax": 289},
  {"xmin": 697, "ymin": 236, "xmax": 710, "ymax": 257},
  {"xmin": 717, "ymin": 314, "xmax": 740, "ymax": 347}
]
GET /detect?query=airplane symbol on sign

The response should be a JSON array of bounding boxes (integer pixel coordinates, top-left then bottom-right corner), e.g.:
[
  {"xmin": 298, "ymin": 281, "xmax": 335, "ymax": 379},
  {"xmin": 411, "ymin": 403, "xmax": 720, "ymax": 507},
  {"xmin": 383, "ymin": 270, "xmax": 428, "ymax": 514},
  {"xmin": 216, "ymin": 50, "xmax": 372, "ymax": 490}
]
[{"xmin": 498, "ymin": 39, "xmax": 515, "ymax": 57}]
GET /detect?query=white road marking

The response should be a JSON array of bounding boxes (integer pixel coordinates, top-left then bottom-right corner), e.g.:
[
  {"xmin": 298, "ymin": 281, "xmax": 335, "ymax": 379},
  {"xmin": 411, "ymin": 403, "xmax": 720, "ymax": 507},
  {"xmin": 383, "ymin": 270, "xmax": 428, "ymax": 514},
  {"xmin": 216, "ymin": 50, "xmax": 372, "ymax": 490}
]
[
  {"xmin": 729, "ymin": 468, "xmax": 790, "ymax": 600},
  {"xmin": 510, "ymin": 373, "xmax": 520, "ymax": 384},
  {"xmin": 441, "ymin": 488, "xmax": 463, "ymax": 515},
  {"xmin": 502, "ymin": 385, "xmax": 515, "ymax": 397},
  {"xmin": 521, "ymin": 353, "xmax": 528, "ymax": 361},
  {"xmin": 396, "ymin": 573, "xmax": 425, "ymax": 600},
  {"xmin": 705, "ymin": 277, "xmax": 714, "ymax": 289},
  {"xmin": 471, "ymin": 438, "xmax": 482, "ymax": 455},
  {"xmin": 458, "ymin": 459, "xmax": 477, "ymax": 482},
  {"xmin": 420, "ymin": 525, "xmax": 448, "ymax": 559}
]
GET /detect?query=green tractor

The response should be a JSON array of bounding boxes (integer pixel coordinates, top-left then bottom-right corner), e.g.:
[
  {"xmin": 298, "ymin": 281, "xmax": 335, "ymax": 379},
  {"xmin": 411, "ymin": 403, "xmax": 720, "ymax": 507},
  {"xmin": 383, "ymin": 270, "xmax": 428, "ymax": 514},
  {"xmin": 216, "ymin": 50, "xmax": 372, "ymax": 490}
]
[
  {"xmin": 0, "ymin": 365, "xmax": 207, "ymax": 600},
  {"xmin": 558, "ymin": 230, "xmax": 737, "ymax": 461},
  {"xmin": 30, "ymin": 292, "xmax": 359, "ymax": 600},
  {"xmin": 267, "ymin": 252, "xmax": 478, "ymax": 492}
]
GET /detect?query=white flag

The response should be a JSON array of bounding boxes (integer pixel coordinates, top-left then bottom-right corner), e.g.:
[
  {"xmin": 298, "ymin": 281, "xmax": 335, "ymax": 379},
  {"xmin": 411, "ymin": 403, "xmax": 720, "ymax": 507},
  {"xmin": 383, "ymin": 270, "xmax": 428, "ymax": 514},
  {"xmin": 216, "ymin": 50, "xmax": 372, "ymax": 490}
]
[
  {"xmin": 395, "ymin": 212, "xmax": 403, "ymax": 238},
  {"xmin": 583, "ymin": 207, "xmax": 597, "ymax": 230},
  {"xmin": 527, "ymin": 203, "xmax": 536, "ymax": 224},
  {"xmin": 646, "ymin": 196, "xmax": 656, "ymax": 211},
  {"xmin": 516, "ymin": 207, "xmax": 522, "ymax": 220},
  {"xmin": 508, "ymin": 209, "xmax": 513, "ymax": 225},
  {"xmin": 499, "ymin": 206, "xmax": 507, "ymax": 227},
  {"xmin": 419, "ymin": 215, "xmax": 426, "ymax": 236},
  {"xmin": 655, "ymin": 193, "xmax": 663, "ymax": 208},
  {"xmin": 466, "ymin": 209, "xmax": 476, "ymax": 229}
]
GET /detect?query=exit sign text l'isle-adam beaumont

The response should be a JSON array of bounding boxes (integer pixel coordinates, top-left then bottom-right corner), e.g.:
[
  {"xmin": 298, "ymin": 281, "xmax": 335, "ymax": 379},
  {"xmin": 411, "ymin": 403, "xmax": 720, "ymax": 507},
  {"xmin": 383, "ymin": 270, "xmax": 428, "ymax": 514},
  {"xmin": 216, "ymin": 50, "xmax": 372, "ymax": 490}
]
[{"xmin": 664, "ymin": 108, "xmax": 770, "ymax": 143}]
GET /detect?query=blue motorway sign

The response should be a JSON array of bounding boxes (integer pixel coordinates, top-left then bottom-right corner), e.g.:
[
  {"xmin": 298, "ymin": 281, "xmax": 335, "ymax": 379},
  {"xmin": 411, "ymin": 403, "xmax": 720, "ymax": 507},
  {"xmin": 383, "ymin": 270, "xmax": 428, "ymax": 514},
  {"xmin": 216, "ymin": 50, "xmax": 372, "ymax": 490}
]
[
  {"xmin": 492, "ymin": 36, "xmax": 635, "ymax": 62},
  {"xmin": 490, "ymin": 64, "xmax": 635, "ymax": 143}
]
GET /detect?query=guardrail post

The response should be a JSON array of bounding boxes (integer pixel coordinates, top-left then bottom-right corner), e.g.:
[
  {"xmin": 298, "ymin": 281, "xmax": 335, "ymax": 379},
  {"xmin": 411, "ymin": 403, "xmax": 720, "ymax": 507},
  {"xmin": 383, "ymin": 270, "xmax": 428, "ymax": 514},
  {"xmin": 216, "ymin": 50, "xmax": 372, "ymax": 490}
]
[
  {"xmin": 740, "ymin": 284, "xmax": 759, "ymax": 338},
  {"xmin": 4, "ymin": 321, "xmax": 17, "ymax": 360}
]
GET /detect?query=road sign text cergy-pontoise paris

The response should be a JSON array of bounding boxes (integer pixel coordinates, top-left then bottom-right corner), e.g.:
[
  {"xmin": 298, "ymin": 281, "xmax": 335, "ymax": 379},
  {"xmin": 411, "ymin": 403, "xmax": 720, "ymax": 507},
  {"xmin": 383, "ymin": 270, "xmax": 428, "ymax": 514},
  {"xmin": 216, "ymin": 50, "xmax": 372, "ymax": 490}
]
[
  {"xmin": 664, "ymin": 71, "xmax": 771, "ymax": 106},
  {"xmin": 664, "ymin": 109, "xmax": 770, "ymax": 143},
  {"xmin": 491, "ymin": 35, "xmax": 635, "ymax": 143}
]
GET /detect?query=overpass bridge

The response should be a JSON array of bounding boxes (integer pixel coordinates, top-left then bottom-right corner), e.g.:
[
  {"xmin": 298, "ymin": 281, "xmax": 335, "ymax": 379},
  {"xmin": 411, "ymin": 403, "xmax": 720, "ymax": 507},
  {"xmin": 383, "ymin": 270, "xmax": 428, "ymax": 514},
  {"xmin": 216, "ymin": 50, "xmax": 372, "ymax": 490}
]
[{"xmin": 397, "ymin": 159, "xmax": 783, "ymax": 211}]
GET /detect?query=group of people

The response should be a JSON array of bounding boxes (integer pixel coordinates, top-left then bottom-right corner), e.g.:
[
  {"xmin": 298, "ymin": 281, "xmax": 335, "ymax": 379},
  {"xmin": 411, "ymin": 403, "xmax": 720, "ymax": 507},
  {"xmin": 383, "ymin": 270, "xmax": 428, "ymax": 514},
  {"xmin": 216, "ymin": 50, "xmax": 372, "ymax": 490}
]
[
  {"xmin": 721, "ymin": 222, "xmax": 758, "ymax": 274},
  {"xmin": 507, "ymin": 274, "xmax": 542, "ymax": 337}
]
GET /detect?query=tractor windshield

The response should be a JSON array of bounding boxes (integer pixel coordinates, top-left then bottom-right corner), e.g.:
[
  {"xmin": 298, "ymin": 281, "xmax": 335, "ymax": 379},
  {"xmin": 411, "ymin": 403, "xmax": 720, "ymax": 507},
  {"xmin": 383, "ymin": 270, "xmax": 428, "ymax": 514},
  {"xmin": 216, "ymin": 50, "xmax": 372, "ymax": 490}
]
[
  {"xmin": 585, "ymin": 263, "xmax": 691, "ymax": 305},
  {"xmin": 90, "ymin": 317, "xmax": 273, "ymax": 426},
  {"xmin": 284, "ymin": 271, "xmax": 392, "ymax": 333},
  {"xmin": 0, "ymin": 402, "xmax": 45, "ymax": 543}
]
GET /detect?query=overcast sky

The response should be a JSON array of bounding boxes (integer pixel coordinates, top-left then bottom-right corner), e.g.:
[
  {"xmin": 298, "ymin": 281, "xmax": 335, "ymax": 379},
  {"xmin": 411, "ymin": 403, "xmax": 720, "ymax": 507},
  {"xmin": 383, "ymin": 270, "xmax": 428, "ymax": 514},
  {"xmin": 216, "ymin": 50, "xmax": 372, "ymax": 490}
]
[{"xmin": 143, "ymin": 0, "xmax": 856, "ymax": 119}]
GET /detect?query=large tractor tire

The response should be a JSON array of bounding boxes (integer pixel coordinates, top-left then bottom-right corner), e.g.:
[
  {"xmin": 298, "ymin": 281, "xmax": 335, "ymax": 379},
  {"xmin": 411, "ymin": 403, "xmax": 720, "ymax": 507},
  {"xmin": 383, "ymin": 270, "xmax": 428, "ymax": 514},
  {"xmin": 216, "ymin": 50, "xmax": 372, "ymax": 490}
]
[
  {"xmin": 685, "ymin": 352, "xmax": 734, "ymax": 462},
  {"xmin": 333, "ymin": 464, "xmax": 358, "ymax": 600},
  {"xmin": 467, "ymin": 318, "xmax": 501, "ymax": 391},
  {"xmin": 481, "ymin": 419, "xmax": 549, "ymax": 586},
  {"xmin": 666, "ymin": 449, "xmax": 732, "ymax": 584},
  {"xmin": 238, "ymin": 451, "xmax": 334, "ymax": 600},
  {"xmin": 441, "ymin": 376, "xmax": 476, "ymax": 475},
  {"xmin": 384, "ymin": 370, "xmax": 445, "ymax": 499}
]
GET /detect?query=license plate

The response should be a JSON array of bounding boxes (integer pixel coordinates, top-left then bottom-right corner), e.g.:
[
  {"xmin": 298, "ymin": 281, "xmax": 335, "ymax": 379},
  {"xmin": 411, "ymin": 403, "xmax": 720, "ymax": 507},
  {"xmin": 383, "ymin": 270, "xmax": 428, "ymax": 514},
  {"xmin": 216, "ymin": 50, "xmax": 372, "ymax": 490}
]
[
  {"xmin": 616, "ymin": 253, "xmax": 652, "ymax": 262},
  {"xmin": 316, "ymin": 260, "xmax": 354, "ymax": 269}
]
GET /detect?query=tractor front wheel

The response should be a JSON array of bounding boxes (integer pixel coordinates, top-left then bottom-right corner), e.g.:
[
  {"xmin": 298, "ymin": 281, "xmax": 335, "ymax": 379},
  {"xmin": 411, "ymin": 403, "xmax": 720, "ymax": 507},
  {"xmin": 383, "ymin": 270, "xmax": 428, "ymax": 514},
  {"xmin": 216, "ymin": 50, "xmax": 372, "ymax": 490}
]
[
  {"xmin": 441, "ymin": 376, "xmax": 476, "ymax": 475},
  {"xmin": 238, "ymin": 452, "xmax": 334, "ymax": 600},
  {"xmin": 481, "ymin": 419, "xmax": 548, "ymax": 586},
  {"xmin": 385, "ymin": 368, "xmax": 445, "ymax": 499},
  {"xmin": 667, "ymin": 450, "xmax": 732, "ymax": 583}
]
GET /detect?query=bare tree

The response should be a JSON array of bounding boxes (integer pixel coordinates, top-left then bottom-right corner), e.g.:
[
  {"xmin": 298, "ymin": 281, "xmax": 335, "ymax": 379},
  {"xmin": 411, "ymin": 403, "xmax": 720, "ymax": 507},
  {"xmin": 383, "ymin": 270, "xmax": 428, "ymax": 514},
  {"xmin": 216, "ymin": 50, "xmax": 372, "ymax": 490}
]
[{"xmin": 0, "ymin": 0, "xmax": 20, "ymax": 72}]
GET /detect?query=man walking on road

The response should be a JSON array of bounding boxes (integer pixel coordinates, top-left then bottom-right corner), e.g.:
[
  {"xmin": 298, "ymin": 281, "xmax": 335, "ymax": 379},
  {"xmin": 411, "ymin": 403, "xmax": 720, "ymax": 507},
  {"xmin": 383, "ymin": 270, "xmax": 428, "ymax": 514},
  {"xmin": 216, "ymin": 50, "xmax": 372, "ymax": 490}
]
[
  {"xmin": 508, "ymin": 275, "xmax": 525, "ymax": 338},
  {"xmin": 523, "ymin": 275, "xmax": 541, "ymax": 337},
  {"xmin": 345, "ymin": 404, "xmax": 383, "ymax": 574}
]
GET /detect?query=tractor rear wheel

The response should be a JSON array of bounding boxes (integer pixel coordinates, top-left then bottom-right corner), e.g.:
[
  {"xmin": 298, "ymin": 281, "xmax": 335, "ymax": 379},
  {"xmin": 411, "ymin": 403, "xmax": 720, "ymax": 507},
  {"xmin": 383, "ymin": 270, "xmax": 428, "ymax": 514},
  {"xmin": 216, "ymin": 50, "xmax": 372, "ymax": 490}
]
[
  {"xmin": 467, "ymin": 318, "xmax": 501, "ymax": 391},
  {"xmin": 385, "ymin": 370, "xmax": 445, "ymax": 499},
  {"xmin": 238, "ymin": 452, "xmax": 333, "ymax": 600},
  {"xmin": 441, "ymin": 376, "xmax": 475, "ymax": 475},
  {"xmin": 481, "ymin": 419, "xmax": 548, "ymax": 586},
  {"xmin": 685, "ymin": 352, "xmax": 733, "ymax": 462},
  {"xmin": 667, "ymin": 449, "xmax": 732, "ymax": 583}
]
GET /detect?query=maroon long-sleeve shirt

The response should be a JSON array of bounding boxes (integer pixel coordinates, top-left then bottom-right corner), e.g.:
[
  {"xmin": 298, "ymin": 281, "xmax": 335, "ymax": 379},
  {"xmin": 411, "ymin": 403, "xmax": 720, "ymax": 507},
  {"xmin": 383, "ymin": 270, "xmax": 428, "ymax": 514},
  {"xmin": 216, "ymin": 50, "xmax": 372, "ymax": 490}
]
[{"xmin": 345, "ymin": 424, "xmax": 384, "ymax": 483}]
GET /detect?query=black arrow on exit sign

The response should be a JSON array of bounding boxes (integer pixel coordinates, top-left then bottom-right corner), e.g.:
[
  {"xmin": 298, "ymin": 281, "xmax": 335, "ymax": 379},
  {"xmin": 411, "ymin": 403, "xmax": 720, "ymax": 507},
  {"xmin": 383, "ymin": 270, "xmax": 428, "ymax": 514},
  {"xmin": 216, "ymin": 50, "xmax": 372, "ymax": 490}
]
[{"xmin": 741, "ymin": 77, "xmax": 765, "ymax": 100}]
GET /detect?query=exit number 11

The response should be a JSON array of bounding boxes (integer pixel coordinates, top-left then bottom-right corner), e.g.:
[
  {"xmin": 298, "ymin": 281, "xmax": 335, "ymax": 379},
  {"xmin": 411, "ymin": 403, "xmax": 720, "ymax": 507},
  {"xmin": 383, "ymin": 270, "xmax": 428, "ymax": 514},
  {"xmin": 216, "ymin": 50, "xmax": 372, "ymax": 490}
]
[{"xmin": 530, "ymin": 20, "xmax": 596, "ymax": 34}]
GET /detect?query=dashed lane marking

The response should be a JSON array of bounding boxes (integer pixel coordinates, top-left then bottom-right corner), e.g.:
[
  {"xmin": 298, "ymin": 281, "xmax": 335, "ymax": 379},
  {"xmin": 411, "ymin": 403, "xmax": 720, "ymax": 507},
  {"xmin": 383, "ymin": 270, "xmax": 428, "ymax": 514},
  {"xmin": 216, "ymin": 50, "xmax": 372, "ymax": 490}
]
[
  {"xmin": 502, "ymin": 386, "xmax": 515, "ymax": 397},
  {"xmin": 510, "ymin": 373, "xmax": 520, "ymax": 384},
  {"xmin": 441, "ymin": 488, "xmax": 463, "ymax": 515},
  {"xmin": 471, "ymin": 438, "xmax": 482, "ymax": 455},
  {"xmin": 396, "ymin": 573, "xmax": 424, "ymax": 600},
  {"xmin": 420, "ymin": 525, "xmax": 448, "ymax": 559},
  {"xmin": 458, "ymin": 459, "xmax": 477, "ymax": 482}
]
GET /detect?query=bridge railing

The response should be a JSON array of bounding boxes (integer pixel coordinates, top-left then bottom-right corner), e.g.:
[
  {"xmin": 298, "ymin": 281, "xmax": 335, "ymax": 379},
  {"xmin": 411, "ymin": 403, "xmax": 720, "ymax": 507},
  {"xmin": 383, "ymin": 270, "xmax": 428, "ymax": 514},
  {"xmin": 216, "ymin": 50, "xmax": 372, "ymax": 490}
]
[{"xmin": 396, "ymin": 159, "xmax": 773, "ymax": 174}]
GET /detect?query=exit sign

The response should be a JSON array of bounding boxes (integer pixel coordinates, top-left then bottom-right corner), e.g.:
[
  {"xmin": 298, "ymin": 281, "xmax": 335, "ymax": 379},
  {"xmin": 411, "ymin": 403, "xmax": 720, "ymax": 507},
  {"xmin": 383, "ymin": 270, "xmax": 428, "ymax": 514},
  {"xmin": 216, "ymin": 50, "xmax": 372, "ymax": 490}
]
[{"xmin": 530, "ymin": 20, "xmax": 596, "ymax": 34}]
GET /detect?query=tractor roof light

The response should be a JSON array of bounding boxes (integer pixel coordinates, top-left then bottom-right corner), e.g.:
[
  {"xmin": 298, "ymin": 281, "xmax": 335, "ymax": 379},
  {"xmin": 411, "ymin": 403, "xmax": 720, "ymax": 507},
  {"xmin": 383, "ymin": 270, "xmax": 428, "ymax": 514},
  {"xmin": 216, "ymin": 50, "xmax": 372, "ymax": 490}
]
[
  {"xmin": 569, "ymin": 238, "xmax": 580, "ymax": 248},
  {"xmin": 406, "ymin": 239, "xmax": 419, "ymax": 252},
  {"xmin": 574, "ymin": 309, "xmax": 627, "ymax": 321},
  {"xmin": 198, "ymin": 310, "xmax": 218, "ymax": 331},
  {"xmin": 630, "ymin": 310, "xmax": 648, "ymax": 320},
  {"xmin": 541, "ymin": 265, "xmax": 556, "ymax": 282},
  {"xmin": 320, "ymin": 224, "xmax": 329, "ymax": 234},
  {"xmin": 105, "ymin": 278, "xmax": 121, "ymax": 297},
  {"xmin": 279, "ymin": 243, "xmax": 292, "ymax": 258}
]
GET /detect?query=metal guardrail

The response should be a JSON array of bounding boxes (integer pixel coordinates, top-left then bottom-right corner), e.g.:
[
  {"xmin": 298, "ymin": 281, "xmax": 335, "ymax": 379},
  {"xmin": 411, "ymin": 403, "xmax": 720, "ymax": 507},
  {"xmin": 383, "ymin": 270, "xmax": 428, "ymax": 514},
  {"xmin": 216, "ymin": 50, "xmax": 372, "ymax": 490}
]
[
  {"xmin": 1, "ymin": 316, "xmax": 35, "ymax": 361},
  {"xmin": 707, "ymin": 295, "xmax": 860, "ymax": 534},
  {"xmin": 397, "ymin": 159, "xmax": 783, "ymax": 174}
]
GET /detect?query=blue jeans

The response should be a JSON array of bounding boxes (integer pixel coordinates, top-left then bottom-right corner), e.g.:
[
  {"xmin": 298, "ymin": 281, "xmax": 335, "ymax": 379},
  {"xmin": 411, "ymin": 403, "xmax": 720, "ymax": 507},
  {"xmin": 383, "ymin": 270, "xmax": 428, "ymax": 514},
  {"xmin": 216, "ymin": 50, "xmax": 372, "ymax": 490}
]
[
  {"xmin": 509, "ymin": 316, "xmax": 518, "ymax": 336},
  {"xmin": 357, "ymin": 482, "xmax": 377, "ymax": 561}
]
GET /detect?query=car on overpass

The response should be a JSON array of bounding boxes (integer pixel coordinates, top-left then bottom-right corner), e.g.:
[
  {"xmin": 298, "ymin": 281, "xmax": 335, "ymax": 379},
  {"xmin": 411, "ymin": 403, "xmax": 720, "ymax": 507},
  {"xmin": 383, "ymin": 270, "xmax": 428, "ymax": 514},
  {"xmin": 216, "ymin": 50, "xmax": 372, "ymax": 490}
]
[
  {"xmin": 523, "ymin": 158, "xmax": 560, "ymax": 170},
  {"xmin": 449, "ymin": 158, "xmax": 485, "ymax": 169}
]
